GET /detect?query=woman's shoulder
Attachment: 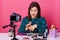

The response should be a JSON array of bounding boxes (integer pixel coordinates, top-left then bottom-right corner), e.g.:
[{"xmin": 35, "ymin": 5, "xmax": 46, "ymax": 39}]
[
  {"xmin": 38, "ymin": 17, "xmax": 46, "ymax": 21},
  {"xmin": 38, "ymin": 17, "xmax": 45, "ymax": 19},
  {"xmin": 22, "ymin": 16, "xmax": 28, "ymax": 21}
]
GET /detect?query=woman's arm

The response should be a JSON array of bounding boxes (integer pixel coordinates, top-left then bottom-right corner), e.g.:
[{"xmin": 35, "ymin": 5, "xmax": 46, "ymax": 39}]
[
  {"xmin": 38, "ymin": 17, "xmax": 47, "ymax": 33},
  {"xmin": 18, "ymin": 17, "xmax": 27, "ymax": 33}
]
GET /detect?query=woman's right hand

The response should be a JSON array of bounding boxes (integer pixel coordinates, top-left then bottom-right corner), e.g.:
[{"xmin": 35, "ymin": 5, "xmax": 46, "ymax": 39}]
[{"xmin": 25, "ymin": 22, "xmax": 32, "ymax": 31}]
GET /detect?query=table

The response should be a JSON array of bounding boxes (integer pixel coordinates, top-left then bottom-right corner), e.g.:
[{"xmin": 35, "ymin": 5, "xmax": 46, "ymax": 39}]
[{"xmin": 0, "ymin": 33, "xmax": 60, "ymax": 40}]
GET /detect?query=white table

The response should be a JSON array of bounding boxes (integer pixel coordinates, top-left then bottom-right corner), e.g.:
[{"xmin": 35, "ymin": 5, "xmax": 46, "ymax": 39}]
[{"xmin": 0, "ymin": 33, "xmax": 60, "ymax": 40}]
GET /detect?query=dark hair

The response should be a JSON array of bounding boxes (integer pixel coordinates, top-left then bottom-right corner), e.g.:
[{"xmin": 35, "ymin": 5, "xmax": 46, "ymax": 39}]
[{"xmin": 28, "ymin": 2, "xmax": 41, "ymax": 21}]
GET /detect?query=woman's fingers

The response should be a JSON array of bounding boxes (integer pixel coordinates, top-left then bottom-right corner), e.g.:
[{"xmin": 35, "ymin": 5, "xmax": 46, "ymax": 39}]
[
  {"xmin": 30, "ymin": 24, "xmax": 37, "ymax": 31},
  {"xmin": 25, "ymin": 28, "xmax": 28, "ymax": 31},
  {"xmin": 25, "ymin": 23, "xmax": 37, "ymax": 31},
  {"xmin": 26, "ymin": 22, "xmax": 31, "ymax": 27},
  {"xmin": 28, "ymin": 27, "xmax": 32, "ymax": 31},
  {"xmin": 32, "ymin": 24, "xmax": 37, "ymax": 29},
  {"xmin": 25, "ymin": 23, "xmax": 32, "ymax": 31}
]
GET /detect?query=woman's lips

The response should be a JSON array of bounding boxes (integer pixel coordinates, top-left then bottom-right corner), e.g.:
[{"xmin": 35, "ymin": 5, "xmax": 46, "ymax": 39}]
[{"xmin": 32, "ymin": 14, "xmax": 35, "ymax": 16}]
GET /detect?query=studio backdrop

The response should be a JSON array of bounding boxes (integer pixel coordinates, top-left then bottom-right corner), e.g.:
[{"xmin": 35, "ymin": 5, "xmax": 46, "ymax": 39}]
[{"xmin": 0, "ymin": 0, "xmax": 60, "ymax": 33}]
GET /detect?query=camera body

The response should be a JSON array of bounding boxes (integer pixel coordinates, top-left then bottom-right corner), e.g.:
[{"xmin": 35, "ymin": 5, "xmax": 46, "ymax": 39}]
[{"xmin": 10, "ymin": 13, "xmax": 21, "ymax": 22}]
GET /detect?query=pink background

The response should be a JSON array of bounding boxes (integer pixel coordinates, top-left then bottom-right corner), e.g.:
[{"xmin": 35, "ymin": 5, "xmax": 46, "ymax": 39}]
[{"xmin": 0, "ymin": 0, "xmax": 60, "ymax": 33}]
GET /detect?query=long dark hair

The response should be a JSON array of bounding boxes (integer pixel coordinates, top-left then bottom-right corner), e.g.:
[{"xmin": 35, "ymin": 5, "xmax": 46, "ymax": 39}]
[{"xmin": 28, "ymin": 2, "xmax": 41, "ymax": 21}]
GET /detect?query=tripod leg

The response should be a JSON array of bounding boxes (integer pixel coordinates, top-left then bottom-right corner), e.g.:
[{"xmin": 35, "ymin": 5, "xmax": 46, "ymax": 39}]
[{"xmin": 11, "ymin": 25, "xmax": 18, "ymax": 40}]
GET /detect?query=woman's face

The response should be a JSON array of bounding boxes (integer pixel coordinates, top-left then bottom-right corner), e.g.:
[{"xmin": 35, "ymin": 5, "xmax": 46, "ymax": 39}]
[{"xmin": 30, "ymin": 7, "xmax": 38, "ymax": 19}]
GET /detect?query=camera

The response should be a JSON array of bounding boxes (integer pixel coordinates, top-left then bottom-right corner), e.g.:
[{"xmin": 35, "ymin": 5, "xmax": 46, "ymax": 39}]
[
  {"xmin": 3, "ymin": 12, "xmax": 21, "ymax": 40},
  {"xmin": 10, "ymin": 13, "xmax": 21, "ymax": 22}
]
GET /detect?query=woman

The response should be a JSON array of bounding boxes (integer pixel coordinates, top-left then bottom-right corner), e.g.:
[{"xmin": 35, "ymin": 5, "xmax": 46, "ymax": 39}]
[{"xmin": 18, "ymin": 2, "xmax": 47, "ymax": 33}]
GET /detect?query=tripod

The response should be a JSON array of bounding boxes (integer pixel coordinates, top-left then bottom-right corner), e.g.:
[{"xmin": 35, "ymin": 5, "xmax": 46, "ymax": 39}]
[
  {"xmin": 3, "ymin": 22, "xmax": 18, "ymax": 40},
  {"xmin": 11, "ymin": 24, "xmax": 18, "ymax": 40}
]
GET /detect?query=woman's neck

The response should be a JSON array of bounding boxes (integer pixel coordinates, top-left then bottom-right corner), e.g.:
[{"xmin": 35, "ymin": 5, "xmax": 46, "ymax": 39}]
[{"xmin": 31, "ymin": 17, "xmax": 37, "ymax": 19}]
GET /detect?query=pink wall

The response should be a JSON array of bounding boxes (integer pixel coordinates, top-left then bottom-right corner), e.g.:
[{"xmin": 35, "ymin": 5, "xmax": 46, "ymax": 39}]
[{"xmin": 0, "ymin": 0, "xmax": 60, "ymax": 33}]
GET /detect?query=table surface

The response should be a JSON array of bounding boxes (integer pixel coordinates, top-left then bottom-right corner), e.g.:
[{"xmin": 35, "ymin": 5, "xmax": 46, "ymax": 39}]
[{"xmin": 0, "ymin": 33, "xmax": 60, "ymax": 40}]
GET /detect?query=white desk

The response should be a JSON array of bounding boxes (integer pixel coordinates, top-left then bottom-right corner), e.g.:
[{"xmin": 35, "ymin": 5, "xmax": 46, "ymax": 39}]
[{"xmin": 0, "ymin": 33, "xmax": 60, "ymax": 40}]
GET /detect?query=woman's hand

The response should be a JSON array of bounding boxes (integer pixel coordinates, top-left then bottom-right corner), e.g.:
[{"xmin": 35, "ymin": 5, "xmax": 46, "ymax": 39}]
[
  {"xmin": 25, "ymin": 22, "xmax": 32, "ymax": 31},
  {"xmin": 29, "ymin": 24, "xmax": 37, "ymax": 31}
]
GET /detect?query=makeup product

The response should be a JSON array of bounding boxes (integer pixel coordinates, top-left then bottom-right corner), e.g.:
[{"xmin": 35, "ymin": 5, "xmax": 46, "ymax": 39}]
[
  {"xmin": 23, "ymin": 37, "xmax": 30, "ymax": 40},
  {"xmin": 44, "ymin": 29, "xmax": 48, "ymax": 38},
  {"xmin": 49, "ymin": 25, "xmax": 57, "ymax": 38},
  {"xmin": 8, "ymin": 29, "xmax": 14, "ymax": 37}
]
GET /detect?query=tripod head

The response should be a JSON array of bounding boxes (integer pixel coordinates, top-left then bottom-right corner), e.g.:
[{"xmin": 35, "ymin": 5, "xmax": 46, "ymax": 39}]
[{"xmin": 3, "ymin": 12, "xmax": 21, "ymax": 28}]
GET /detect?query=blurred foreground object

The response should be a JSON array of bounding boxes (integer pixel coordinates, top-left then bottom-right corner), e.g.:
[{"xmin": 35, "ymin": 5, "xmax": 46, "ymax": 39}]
[{"xmin": 49, "ymin": 25, "xmax": 57, "ymax": 38}]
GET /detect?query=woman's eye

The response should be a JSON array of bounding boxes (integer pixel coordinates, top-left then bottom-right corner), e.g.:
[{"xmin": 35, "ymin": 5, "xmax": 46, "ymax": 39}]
[
  {"xmin": 30, "ymin": 10, "xmax": 33, "ymax": 12},
  {"xmin": 30, "ymin": 9, "xmax": 38, "ymax": 13}
]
